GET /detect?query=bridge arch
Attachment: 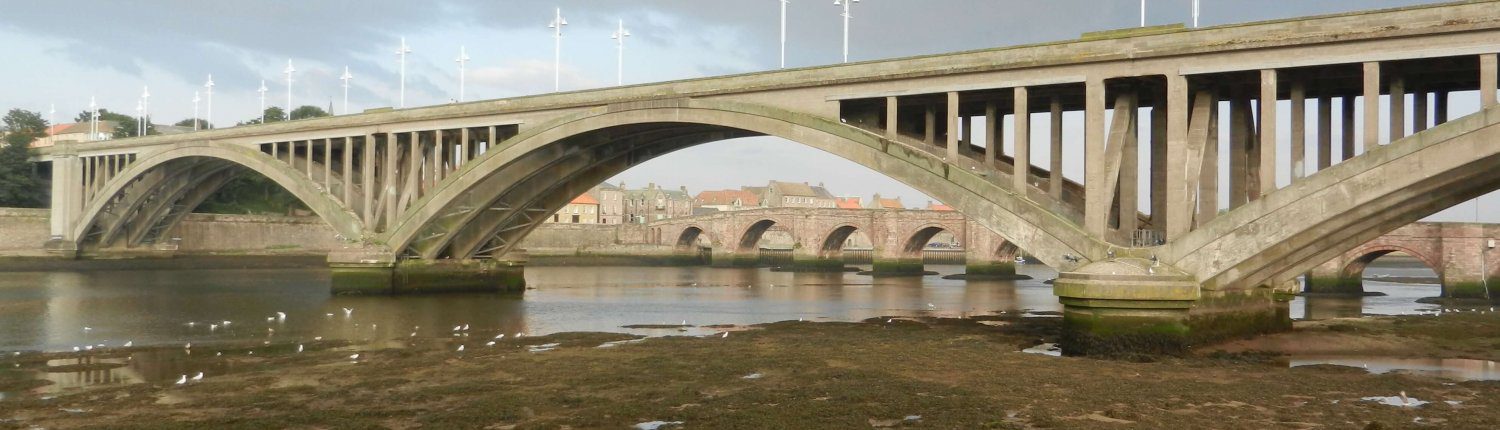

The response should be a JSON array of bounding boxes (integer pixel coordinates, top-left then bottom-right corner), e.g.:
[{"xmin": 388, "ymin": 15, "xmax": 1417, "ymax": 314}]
[
  {"xmin": 1333, "ymin": 244, "xmax": 1445, "ymax": 295},
  {"xmin": 1166, "ymin": 107, "xmax": 1500, "ymax": 291},
  {"xmin": 674, "ymin": 225, "xmax": 712, "ymax": 250},
  {"xmin": 735, "ymin": 219, "xmax": 782, "ymax": 253},
  {"xmin": 71, "ymin": 142, "xmax": 364, "ymax": 250},
  {"xmin": 381, "ymin": 99, "xmax": 1102, "ymax": 267},
  {"xmin": 817, "ymin": 224, "xmax": 864, "ymax": 258}
]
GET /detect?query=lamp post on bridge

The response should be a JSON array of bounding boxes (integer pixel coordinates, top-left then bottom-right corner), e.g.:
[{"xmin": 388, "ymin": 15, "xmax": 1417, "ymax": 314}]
[
  {"xmin": 257, "ymin": 80, "xmax": 268, "ymax": 123},
  {"xmin": 780, "ymin": 0, "xmax": 789, "ymax": 68},
  {"xmin": 191, "ymin": 91, "xmax": 201, "ymax": 131},
  {"xmin": 611, "ymin": 20, "xmax": 630, "ymax": 86},
  {"xmin": 833, "ymin": 0, "xmax": 859, "ymax": 64},
  {"xmin": 455, "ymin": 47, "xmax": 469, "ymax": 102},
  {"xmin": 135, "ymin": 99, "xmax": 144, "ymax": 136},
  {"xmin": 203, "ymin": 74, "xmax": 214, "ymax": 129},
  {"xmin": 1140, "ymin": 0, "xmax": 1146, "ymax": 27},
  {"xmin": 284, "ymin": 59, "xmax": 296, "ymax": 117},
  {"xmin": 141, "ymin": 86, "xmax": 150, "ymax": 134},
  {"xmin": 340, "ymin": 67, "xmax": 353, "ymax": 114},
  {"xmin": 549, "ymin": 8, "xmax": 568, "ymax": 92},
  {"xmin": 1192, "ymin": 0, "xmax": 1200, "ymax": 28},
  {"xmin": 396, "ymin": 37, "xmax": 411, "ymax": 108},
  {"xmin": 87, "ymin": 97, "xmax": 98, "ymax": 141}
]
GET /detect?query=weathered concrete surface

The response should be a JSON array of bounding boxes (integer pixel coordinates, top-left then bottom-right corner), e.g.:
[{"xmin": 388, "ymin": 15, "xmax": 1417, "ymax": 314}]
[
  {"xmin": 1307, "ymin": 222, "xmax": 1500, "ymax": 299},
  {"xmin": 0, "ymin": 208, "xmax": 340, "ymax": 257}
]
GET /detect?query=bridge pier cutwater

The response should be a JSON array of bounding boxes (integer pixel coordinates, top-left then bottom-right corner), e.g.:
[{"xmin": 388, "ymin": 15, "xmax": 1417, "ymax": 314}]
[
  {"xmin": 29, "ymin": 2, "xmax": 1500, "ymax": 353},
  {"xmin": 327, "ymin": 248, "xmax": 526, "ymax": 295}
]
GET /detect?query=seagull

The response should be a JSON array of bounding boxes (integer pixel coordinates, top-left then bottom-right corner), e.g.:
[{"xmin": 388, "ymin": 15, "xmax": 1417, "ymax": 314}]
[
  {"xmin": 84, "ymin": 345, "xmax": 93, "ymax": 351},
  {"xmin": 314, "ymin": 337, "xmax": 323, "ymax": 341},
  {"xmin": 927, "ymin": 303, "xmax": 936, "ymax": 309},
  {"xmin": 485, "ymin": 341, "xmax": 496, "ymax": 347},
  {"xmin": 175, "ymin": 375, "xmax": 188, "ymax": 385},
  {"xmin": 72, "ymin": 346, "xmax": 80, "ymax": 352},
  {"xmin": 342, "ymin": 308, "xmax": 353, "ymax": 317},
  {"xmin": 681, "ymin": 320, "xmax": 687, "ymax": 326},
  {"xmin": 209, "ymin": 324, "xmax": 218, "ymax": 332},
  {"xmin": 886, "ymin": 318, "xmax": 893, "ymax": 323},
  {"xmin": 191, "ymin": 372, "xmax": 203, "ymax": 382},
  {"xmin": 276, "ymin": 312, "xmax": 287, "ymax": 321},
  {"xmin": 184, "ymin": 343, "xmax": 192, "ymax": 349},
  {"xmin": 297, "ymin": 344, "xmax": 304, "ymax": 353},
  {"xmin": 325, "ymin": 313, "xmax": 334, "ymax": 318},
  {"xmin": 461, "ymin": 324, "xmax": 470, "ymax": 331},
  {"xmin": 266, "ymin": 317, "xmax": 275, "ymax": 323},
  {"xmin": 410, "ymin": 331, "xmax": 418, "ymax": 337},
  {"xmin": 349, "ymin": 353, "xmax": 360, "ymax": 361},
  {"xmin": 494, "ymin": 334, "xmax": 505, "ymax": 340},
  {"xmin": 457, "ymin": 345, "xmax": 465, "ymax": 352},
  {"xmin": 452, "ymin": 325, "xmax": 462, "ymax": 332},
  {"xmin": 1399, "ymin": 391, "xmax": 1411, "ymax": 406},
  {"xmin": 722, "ymin": 331, "xmax": 730, "ymax": 338},
  {"xmin": 221, "ymin": 320, "xmax": 231, "ymax": 326},
  {"xmin": 82, "ymin": 326, "xmax": 93, "ymax": 332},
  {"xmin": 186, "ymin": 322, "xmax": 197, "ymax": 328}
]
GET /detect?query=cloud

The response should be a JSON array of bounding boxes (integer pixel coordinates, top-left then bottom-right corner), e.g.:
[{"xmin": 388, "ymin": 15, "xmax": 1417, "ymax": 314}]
[{"xmin": 469, "ymin": 60, "xmax": 600, "ymax": 97}]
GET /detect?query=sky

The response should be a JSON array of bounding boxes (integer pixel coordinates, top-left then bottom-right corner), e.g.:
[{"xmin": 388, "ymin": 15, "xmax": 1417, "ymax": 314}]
[{"xmin": 1, "ymin": 0, "xmax": 1493, "ymax": 220}]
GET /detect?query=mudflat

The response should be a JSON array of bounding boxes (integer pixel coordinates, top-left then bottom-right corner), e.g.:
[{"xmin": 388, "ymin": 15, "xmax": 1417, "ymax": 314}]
[{"xmin": 3, "ymin": 312, "xmax": 1499, "ymax": 429}]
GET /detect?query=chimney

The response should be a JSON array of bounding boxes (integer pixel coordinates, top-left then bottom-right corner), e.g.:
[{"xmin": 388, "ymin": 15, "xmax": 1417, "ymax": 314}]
[
  {"xmin": 648, "ymin": 182, "xmax": 656, "ymax": 190},
  {"xmin": 680, "ymin": 186, "xmax": 687, "ymax": 193}
]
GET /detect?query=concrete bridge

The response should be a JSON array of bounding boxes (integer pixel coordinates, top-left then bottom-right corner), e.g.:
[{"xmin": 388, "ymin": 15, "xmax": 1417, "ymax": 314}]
[
  {"xmin": 1307, "ymin": 222, "xmax": 1499, "ymax": 299},
  {"xmin": 30, "ymin": 2, "xmax": 1500, "ymax": 353},
  {"xmin": 647, "ymin": 207, "xmax": 1022, "ymax": 277}
]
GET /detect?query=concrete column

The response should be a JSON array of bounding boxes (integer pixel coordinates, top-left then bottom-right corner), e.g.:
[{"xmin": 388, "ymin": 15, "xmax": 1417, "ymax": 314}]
[
  {"xmin": 432, "ymin": 130, "xmax": 445, "ymax": 187},
  {"xmin": 1049, "ymin": 96, "xmax": 1064, "ymax": 198},
  {"xmin": 1317, "ymin": 95, "xmax": 1332, "ymax": 171},
  {"xmin": 1084, "ymin": 79, "xmax": 1107, "ymax": 236},
  {"xmin": 1199, "ymin": 98, "xmax": 1220, "ymax": 226},
  {"xmin": 342, "ymin": 137, "xmax": 353, "ymax": 204},
  {"xmin": 1013, "ymin": 86, "xmax": 1030, "ymax": 192},
  {"xmin": 46, "ymin": 151, "xmax": 82, "ymax": 248},
  {"xmin": 1362, "ymin": 62, "xmax": 1380, "ymax": 150},
  {"xmin": 984, "ymin": 101, "xmax": 998, "ymax": 167},
  {"xmin": 885, "ymin": 96, "xmax": 898, "ymax": 139},
  {"xmin": 1289, "ymin": 78, "xmax": 1306, "ymax": 181},
  {"xmin": 1413, "ymin": 89, "xmax": 1428, "ymax": 133},
  {"xmin": 385, "ymin": 133, "xmax": 399, "ymax": 227},
  {"xmin": 459, "ymin": 128, "xmax": 470, "ymax": 168},
  {"xmin": 270, "ymin": 141, "xmax": 279, "ymax": 159},
  {"xmin": 1119, "ymin": 92, "xmax": 1139, "ymax": 234},
  {"xmin": 1341, "ymin": 96, "xmax": 1356, "ymax": 161},
  {"xmin": 1149, "ymin": 100, "xmax": 1167, "ymax": 234},
  {"xmin": 1228, "ymin": 91, "xmax": 1252, "ymax": 208},
  {"xmin": 1435, "ymin": 90, "xmax": 1449, "ymax": 125},
  {"xmin": 306, "ymin": 141, "xmax": 316, "ymax": 180},
  {"xmin": 323, "ymin": 138, "xmax": 333, "ymax": 191},
  {"xmin": 362, "ymin": 134, "xmax": 375, "ymax": 227},
  {"xmin": 960, "ymin": 115, "xmax": 973, "ymax": 157},
  {"xmin": 1389, "ymin": 75, "xmax": 1406, "ymax": 142},
  {"xmin": 1482, "ymin": 54, "xmax": 1498, "ymax": 108},
  {"xmin": 1259, "ymin": 69, "xmax": 1279, "ymax": 192},
  {"xmin": 946, "ymin": 92, "xmax": 960, "ymax": 160},
  {"xmin": 924, "ymin": 104, "xmax": 936, "ymax": 145},
  {"xmin": 1165, "ymin": 75, "xmax": 1191, "ymax": 239}
]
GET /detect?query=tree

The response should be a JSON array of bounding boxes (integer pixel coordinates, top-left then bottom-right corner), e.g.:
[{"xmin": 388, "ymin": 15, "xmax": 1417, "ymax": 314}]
[
  {"xmin": 73, "ymin": 108, "xmax": 152, "ymax": 138},
  {"xmin": 289, "ymin": 105, "xmax": 330, "ymax": 121},
  {"xmin": 0, "ymin": 109, "xmax": 46, "ymax": 207},
  {"xmin": 236, "ymin": 106, "xmax": 287, "ymax": 126},
  {"xmin": 173, "ymin": 118, "xmax": 213, "ymax": 130}
]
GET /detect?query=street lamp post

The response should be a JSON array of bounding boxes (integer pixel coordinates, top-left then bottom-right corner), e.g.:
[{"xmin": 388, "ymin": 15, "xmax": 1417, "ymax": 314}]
[
  {"xmin": 257, "ymin": 80, "xmax": 268, "ymax": 122},
  {"xmin": 192, "ymin": 91, "xmax": 201, "ymax": 131},
  {"xmin": 455, "ymin": 47, "xmax": 470, "ymax": 101},
  {"xmin": 88, "ymin": 97, "xmax": 98, "ymax": 141},
  {"xmin": 1140, "ymin": 0, "xmax": 1146, "ymax": 27},
  {"xmin": 1192, "ymin": 0, "xmax": 1200, "ymax": 28},
  {"xmin": 284, "ymin": 59, "xmax": 296, "ymax": 117},
  {"xmin": 204, "ymin": 74, "xmax": 214, "ymax": 129},
  {"xmin": 47, "ymin": 104, "xmax": 54, "ymax": 145},
  {"xmin": 833, "ymin": 0, "xmax": 860, "ymax": 63},
  {"xmin": 780, "ymin": 0, "xmax": 789, "ymax": 68},
  {"xmin": 611, "ymin": 20, "xmax": 630, "ymax": 86},
  {"xmin": 396, "ymin": 38, "xmax": 411, "ymax": 107},
  {"xmin": 135, "ymin": 99, "xmax": 144, "ymax": 136},
  {"xmin": 549, "ymin": 8, "xmax": 568, "ymax": 92},
  {"xmin": 340, "ymin": 67, "xmax": 353, "ymax": 114},
  {"xmin": 141, "ymin": 86, "xmax": 150, "ymax": 134}
]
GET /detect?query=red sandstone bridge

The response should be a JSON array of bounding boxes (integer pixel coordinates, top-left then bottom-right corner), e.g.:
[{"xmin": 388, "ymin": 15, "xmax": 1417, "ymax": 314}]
[{"xmin": 28, "ymin": 2, "xmax": 1500, "ymax": 353}]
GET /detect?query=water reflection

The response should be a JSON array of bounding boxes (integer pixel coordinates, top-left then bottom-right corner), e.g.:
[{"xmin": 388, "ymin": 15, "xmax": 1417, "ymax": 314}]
[
  {"xmin": 1290, "ymin": 356, "xmax": 1500, "ymax": 381},
  {"xmin": 1292, "ymin": 280, "xmax": 1442, "ymax": 320}
]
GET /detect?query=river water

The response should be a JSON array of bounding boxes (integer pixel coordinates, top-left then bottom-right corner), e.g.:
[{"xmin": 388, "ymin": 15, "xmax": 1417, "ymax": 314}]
[{"xmin": 0, "ymin": 263, "xmax": 1444, "ymax": 353}]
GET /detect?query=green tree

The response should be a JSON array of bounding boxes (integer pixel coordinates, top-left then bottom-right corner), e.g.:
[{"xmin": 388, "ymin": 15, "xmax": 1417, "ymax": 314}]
[
  {"xmin": 0, "ymin": 109, "xmax": 46, "ymax": 207},
  {"xmin": 236, "ymin": 106, "xmax": 287, "ymax": 125},
  {"xmin": 173, "ymin": 118, "xmax": 213, "ymax": 130},
  {"xmin": 289, "ymin": 105, "xmax": 330, "ymax": 121},
  {"xmin": 73, "ymin": 108, "xmax": 152, "ymax": 138}
]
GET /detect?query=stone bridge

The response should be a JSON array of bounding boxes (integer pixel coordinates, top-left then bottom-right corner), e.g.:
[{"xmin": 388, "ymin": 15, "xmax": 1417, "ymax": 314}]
[
  {"xmin": 1307, "ymin": 222, "xmax": 1499, "ymax": 299},
  {"xmin": 647, "ymin": 207, "xmax": 1022, "ymax": 277},
  {"xmin": 29, "ymin": 2, "xmax": 1500, "ymax": 352}
]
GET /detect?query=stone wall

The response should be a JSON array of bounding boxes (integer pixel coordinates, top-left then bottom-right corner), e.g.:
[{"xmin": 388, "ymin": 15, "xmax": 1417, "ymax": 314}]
[
  {"xmin": 0, "ymin": 208, "xmax": 51, "ymax": 255},
  {"xmin": 0, "ymin": 208, "xmax": 342, "ymax": 256}
]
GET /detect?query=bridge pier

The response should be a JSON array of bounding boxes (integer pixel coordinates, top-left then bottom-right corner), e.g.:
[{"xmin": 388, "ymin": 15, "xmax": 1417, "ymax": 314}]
[
  {"xmin": 786, "ymin": 247, "xmax": 851, "ymax": 272},
  {"xmin": 1055, "ymin": 259, "xmax": 1291, "ymax": 356},
  {"xmin": 328, "ymin": 249, "xmax": 526, "ymax": 295}
]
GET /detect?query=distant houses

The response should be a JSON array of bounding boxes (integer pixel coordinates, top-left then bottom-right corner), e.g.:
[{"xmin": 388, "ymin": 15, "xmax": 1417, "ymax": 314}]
[{"xmin": 550, "ymin": 179, "xmax": 948, "ymax": 224}]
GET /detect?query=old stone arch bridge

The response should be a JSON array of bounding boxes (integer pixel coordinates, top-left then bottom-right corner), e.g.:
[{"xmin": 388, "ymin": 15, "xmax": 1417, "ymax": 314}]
[
  {"xmin": 1306, "ymin": 223, "xmax": 1500, "ymax": 299},
  {"xmin": 646, "ymin": 207, "xmax": 1022, "ymax": 276},
  {"xmin": 31, "ymin": 2, "xmax": 1500, "ymax": 353}
]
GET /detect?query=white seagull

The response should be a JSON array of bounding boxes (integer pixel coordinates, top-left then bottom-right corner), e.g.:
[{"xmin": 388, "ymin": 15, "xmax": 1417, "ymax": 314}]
[
  {"xmin": 175, "ymin": 375, "xmax": 188, "ymax": 385},
  {"xmin": 457, "ymin": 345, "xmax": 466, "ymax": 352},
  {"xmin": 275, "ymin": 312, "xmax": 287, "ymax": 321},
  {"xmin": 191, "ymin": 372, "xmax": 203, "ymax": 382},
  {"xmin": 342, "ymin": 308, "xmax": 353, "ymax": 317}
]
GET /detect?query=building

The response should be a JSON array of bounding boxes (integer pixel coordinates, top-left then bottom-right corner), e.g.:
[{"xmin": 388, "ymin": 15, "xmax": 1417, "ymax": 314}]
[
  {"xmin": 592, "ymin": 182, "xmax": 625, "ymax": 224},
  {"xmin": 548, "ymin": 194, "xmax": 600, "ymax": 224},
  {"xmin": 925, "ymin": 201, "xmax": 955, "ymax": 211},
  {"xmin": 835, "ymin": 196, "xmax": 863, "ymax": 209},
  {"xmin": 30, "ymin": 121, "xmax": 117, "ymax": 148},
  {"xmin": 622, "ymin": 183, "xmax": 694, "ymax": 223},
  {"xmin": 761, "ymin": 181, "xmax": 837, "ymax": 208},
  {"xmin": 868, "ymin": 194, "xmax": 904, "ymax": 210},
  {"xmin": 694, "ymin": 189, "xmax": 762, "ymax": 212}
]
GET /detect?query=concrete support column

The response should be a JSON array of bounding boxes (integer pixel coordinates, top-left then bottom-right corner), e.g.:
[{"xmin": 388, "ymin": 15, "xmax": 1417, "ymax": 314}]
[
  {"xmin": 1228, "ymin": 91, "xmax": 1254, "ymax": 208},
  {"xmin": 958, "ymin": 226, "xmax": 1028, "ymax": 280},
  {"xmin": 1435, "ymin": 91, "xmax": 1449, "ymax": 125},
  {"xmin": 1164, "ymin": 74, "xmax": 1191, "ymax": 239},
  {"xmin": 1363, "ymin": 62, "xmax": 1381, "ymax": 150},
  {"xmin": 1199, "ymin": 96, "xmax": 1220, "ymax": 226},
  {"xmin": 1259, "ymin": 69, "xmax": 1280, "ymax": 191},
  {"xmin": 1289, "ymin": 78, "xmax": 1306, "ymax": 181},
  {"xmin": 1149, "ymin": 99, "xmax": 1167, "ymax": 234},
  {"xmin": 960, "ymin": 115, "xmax": 973, "ymax": 157},
  {"xmin": 1389, "ymin": 75, "xmax": 1406, "ymax": 142},
  {"xmin": 330, "ymin": 258, "xmax": 525, "ymax": 295},
  {"xmin": 1119, "ymin": 93, "xmax": 1139, "ymax": 234},
  {"xmin": 1341, "ymin": 96, "xmax": 1357, "ymax": 161},
  {"xmin": 362, "ymin": 134, "xmax": 375, "ymax": 227},
  {"xmin": 1317, "ymin": 95, "xmax": 1332, "ymax": 171},
  {"xmin": 1084, "ymin": 78, "xmax": 1107, "ymax": 237},
  {"xmin": 384, "ymin": 133, "xmax": 399, "ymax": 228},
  {"xmin": 1413, "ymin": 89, "xmax": 1428, "ymax": 133},
  {"xmin": 45, "ymin": 150, "xmax": 82, "ymax": 256},
  {"xmin": 885, "ymin": 96, "xmax": 898, "ymax": 139},
  {"xmin": 342, "ymin": 137, "xmax": 353, "ymax": 204},
  {"xmin": 984, "ymin": 102, "xmax": 998, "ymax": 167},
  {"xmin": 1013, "ymin": 86, "xmax": 1030, "ymax": 191},
  {"xmin": 1482, "ymin": 54, "xmax": 1498, "ymax": 108},
  {"xmin": 924, "ymin": 104, "xmax": 936, "ymax": 145},
  {"xmin": 946, "ymin": 92, "xmax": 960, "ymax": 161},
  {"xmin": 1048, "ymin": 96, "xmax": 1064, "ymax": 198}
]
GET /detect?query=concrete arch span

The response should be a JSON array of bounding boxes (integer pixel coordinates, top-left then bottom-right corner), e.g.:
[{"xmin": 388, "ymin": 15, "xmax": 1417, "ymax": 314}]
[
  {"xmin": 382, "ymin": 99, "xmax": 1105, "ymax": 268},
  {"xmin": 72, "ymin": 142, "xmax": 365, "ymax": 252},
  {"xmin": 1165, "ymin": 107, "xmax": 1500, "ymax": 292}
]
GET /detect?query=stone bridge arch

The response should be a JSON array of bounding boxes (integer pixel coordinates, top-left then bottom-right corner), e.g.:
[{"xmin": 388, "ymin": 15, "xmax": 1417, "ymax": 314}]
[
  {"xmin": 69, "ymin": 142, "xmax": 364, "ymax": 252},
  {"xmin": 378, "ymin": 99, "xmax": 1104, "ymax": 268}
]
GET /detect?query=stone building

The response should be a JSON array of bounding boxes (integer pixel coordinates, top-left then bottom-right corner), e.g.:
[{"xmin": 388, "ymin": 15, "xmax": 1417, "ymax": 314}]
[
  {"xmin": 761, "ymin": 181, "xmax": 837, "ymax": 208},
  {"xmin": 621, "ymin": 183, "xmax": 693, "ymax": 223},
  {"xmin": 592, "ymin": 183, "xmax": 625, "ymax": 224},
  {"xmin": 694, "ymin": 189, "xmax": 761, "ymax": 212},
  {"xmin": 548, "ymin": 194, "xmax": 600, "ymax": 224},
  {"xmin": 30, "ymin": 121, "xmax": 117, "ymax": 148},
  {"xmin": 868, "ymin": 194, "xmax": 904, "ymax": 209}
]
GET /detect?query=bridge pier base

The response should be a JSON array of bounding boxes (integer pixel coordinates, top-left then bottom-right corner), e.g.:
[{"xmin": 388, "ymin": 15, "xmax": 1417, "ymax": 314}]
[
  {"xmin": 867, "ymin": 257, "xmax": 933, "ymax": 277},
  {"xmin": 329, "ymin": 250, "xmax": 526, "ymax": 295},
  {"xmin": 1055, "ymin": 259, "xmax": 1290, "ymax": 356}
]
